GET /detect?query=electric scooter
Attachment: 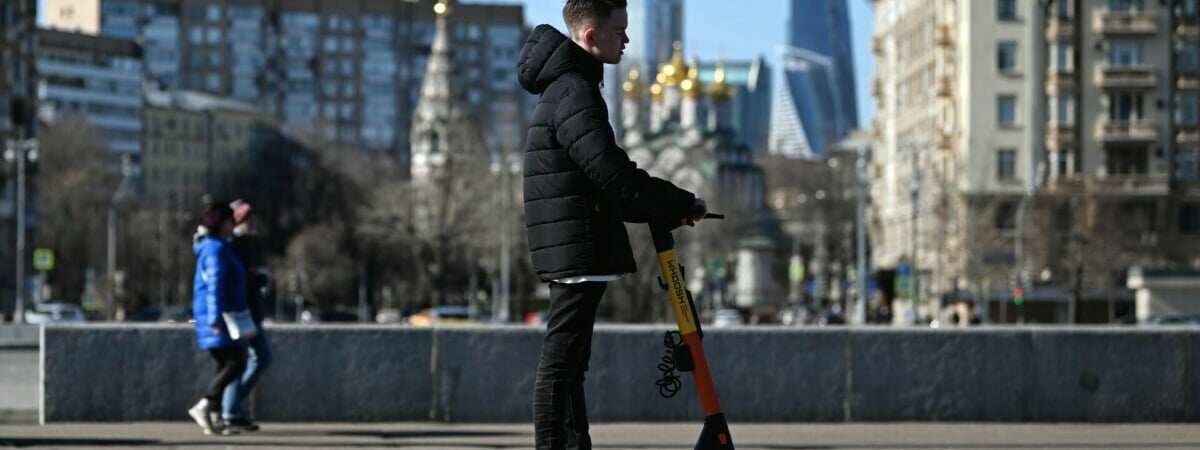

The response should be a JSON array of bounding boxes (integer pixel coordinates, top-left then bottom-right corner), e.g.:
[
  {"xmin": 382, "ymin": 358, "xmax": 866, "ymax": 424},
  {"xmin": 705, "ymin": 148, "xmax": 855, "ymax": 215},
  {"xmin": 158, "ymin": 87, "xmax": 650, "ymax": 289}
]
[{"xmin": 650, "ymin": 212, "xmax": 734, "ymax": 450}]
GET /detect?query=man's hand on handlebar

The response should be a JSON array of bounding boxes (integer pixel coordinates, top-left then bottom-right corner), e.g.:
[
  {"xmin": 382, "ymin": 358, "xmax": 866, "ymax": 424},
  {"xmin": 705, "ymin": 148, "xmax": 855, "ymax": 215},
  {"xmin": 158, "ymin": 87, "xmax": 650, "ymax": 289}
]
[{"xmin": 683, "ymin": 197, "xmax": 707, "ymax": 227}]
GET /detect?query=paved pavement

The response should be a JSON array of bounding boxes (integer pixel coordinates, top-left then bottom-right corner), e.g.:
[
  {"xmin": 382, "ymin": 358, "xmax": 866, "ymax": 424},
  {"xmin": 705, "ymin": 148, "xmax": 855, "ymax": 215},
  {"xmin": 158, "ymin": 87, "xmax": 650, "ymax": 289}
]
[{"xmin": 4, "ymin": 422, "xmax": 1200, "ymax": 449}]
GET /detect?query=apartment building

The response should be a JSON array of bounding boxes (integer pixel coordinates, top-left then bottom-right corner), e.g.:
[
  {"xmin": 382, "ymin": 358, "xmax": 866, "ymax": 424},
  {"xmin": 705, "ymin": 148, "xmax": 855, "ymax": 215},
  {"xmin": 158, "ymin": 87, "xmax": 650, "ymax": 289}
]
[
  {"xmin": 36, "ymin": 29, "xmax": 143, "ymax": 162},
  {"xmin": 870, "ymin": 0, "xmax": 1200, "ymax": 324},
  {"xmin": 97, "ymin": 0, "xmax": 525, "ymax": 161}
]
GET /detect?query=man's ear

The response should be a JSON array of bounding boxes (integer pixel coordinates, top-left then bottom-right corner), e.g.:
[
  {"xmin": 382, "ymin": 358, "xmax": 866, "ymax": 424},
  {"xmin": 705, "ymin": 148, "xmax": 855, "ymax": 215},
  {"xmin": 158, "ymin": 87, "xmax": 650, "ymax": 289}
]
[{"xmin": 583, "ymin": 27, "xmax": 596, "ymax": 47}]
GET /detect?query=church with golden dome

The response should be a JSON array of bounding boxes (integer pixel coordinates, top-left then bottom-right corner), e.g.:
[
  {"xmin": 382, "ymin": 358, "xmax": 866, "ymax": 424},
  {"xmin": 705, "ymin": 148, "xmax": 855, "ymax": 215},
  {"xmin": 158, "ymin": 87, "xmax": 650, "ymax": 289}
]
[{"xmin": 617, "ymin": 41, "xmax": 785, "ymax": 310}]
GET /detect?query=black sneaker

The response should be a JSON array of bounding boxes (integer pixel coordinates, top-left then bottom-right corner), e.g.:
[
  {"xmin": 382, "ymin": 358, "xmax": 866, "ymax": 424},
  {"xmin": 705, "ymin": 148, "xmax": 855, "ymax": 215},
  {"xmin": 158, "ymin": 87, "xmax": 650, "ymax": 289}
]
[{"xmin": 225, "ymin": 417, "xmax": 260, "ymax": 432}]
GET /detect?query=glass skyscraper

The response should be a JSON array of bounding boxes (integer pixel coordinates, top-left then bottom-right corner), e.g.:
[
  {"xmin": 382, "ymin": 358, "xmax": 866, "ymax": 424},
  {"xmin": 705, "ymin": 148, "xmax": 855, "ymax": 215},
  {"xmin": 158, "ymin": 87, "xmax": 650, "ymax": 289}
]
[{"xmin": 769, "ymin": 0, "xmax": 857, "ymax": 159}]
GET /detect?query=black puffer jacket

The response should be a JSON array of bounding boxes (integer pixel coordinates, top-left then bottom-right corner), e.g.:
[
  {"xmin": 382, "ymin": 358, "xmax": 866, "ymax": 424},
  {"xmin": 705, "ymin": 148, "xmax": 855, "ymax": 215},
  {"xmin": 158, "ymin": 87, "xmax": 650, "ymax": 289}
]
[{"xmin": 518, "ymin": 25, "xmax": 696, "ymax": 282}]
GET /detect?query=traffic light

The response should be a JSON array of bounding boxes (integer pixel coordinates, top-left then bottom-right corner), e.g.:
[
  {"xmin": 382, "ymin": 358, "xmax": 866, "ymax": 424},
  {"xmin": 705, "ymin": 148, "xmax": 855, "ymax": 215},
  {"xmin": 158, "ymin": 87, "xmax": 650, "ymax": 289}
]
[{"xmin": 1013, "ymin": 287, "xmax": 1025, "ymax": 306}]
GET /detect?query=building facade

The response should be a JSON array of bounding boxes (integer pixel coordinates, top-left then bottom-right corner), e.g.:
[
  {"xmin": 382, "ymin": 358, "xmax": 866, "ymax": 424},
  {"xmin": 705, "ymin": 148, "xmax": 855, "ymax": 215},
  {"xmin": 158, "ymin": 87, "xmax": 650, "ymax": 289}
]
[
  {"xmin": 870, "ymin": 0, "xmax": 1200, "ymax": 324},
  {"xmin": 141, "ymin": 89, "xmax": 276, "ymax": 205},
  {"xmin": 97, "ymin": 0, "xmax": 525, "ymax": 162},
  {"xmin": 44, "ymin": 0, "xmax": 101, "ymax": 34},
  {"xmin": 770, "ymin": 0, "xmax": 859, "ymax": 159},
  {"xmin": 36, "ymin": 29, "xmax": 143, "ymax": 164}
]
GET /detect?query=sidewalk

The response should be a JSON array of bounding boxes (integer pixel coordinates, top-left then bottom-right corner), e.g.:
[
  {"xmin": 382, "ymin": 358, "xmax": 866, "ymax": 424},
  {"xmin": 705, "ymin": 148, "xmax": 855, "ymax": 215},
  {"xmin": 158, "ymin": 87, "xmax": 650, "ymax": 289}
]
[{"xmin": 4, "ymin": 422, "xmax": 1200, "ymax": 449}]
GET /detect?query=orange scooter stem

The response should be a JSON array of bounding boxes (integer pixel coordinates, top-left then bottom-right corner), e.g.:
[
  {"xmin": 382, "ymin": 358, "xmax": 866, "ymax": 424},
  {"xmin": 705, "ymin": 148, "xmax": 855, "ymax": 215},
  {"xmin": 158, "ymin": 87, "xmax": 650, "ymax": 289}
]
[{"xmin": 651, "ymin": 214, "xmax": 734, "ymax": 450}]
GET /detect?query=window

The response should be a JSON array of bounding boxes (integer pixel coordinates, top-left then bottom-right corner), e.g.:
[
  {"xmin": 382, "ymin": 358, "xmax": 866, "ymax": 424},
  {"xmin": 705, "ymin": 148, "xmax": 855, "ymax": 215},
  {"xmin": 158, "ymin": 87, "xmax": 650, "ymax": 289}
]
[
  {"xmin": 206, "ymin": 5, "xmax": 221, "ymax": 22},
  {"xmin": 323, "ymin": 81, "xmax": 338, "ymax": 98},
  {"xmin": 189, "ymin": 5, "xmax": 204, "ymax": 21},
  {"xmin": 998, "ymin": 95, "xmax": 1017, "ymax": 127},
  {"xmin": 998, "ymin": 149, "xmax": 1016, "ymax": 181},
  {"xmin": 1054, "ymin": 149, "xmax": 1073, "ymax": 177},
  {"xmin": 997, "ymin": 42, "xmax": 1018, "ymax": 71},
  {"xmin": 323, "ymin": 37, "xmax": 339, "ymax": 53},
  {"xmin": 205, "ymin": 27, "xmax": 221, "ymax": 44},
  {"xmin": 995, "ymin": 202, "xmax": 1017, "ymax": 230},
  {"xmin": 1056, "ymin": 0, "xmax": 1071, "ymax": 18},
  {"xmin": 1181, "ymin": 204, "xmax": 1200, "ymax": 234},
  {"xmin": 206, "ymin": 73, "xmax": 222, "ymax": 91},
  {"xmin": 1051, "ymin": 42, "xmax": 1072, "ymax": 71},
  {"xmin": 1179, "ymin": 43, "xmax": 1198, "ymax": 73},
  {"xmin": 998, "ymin": 0, "xmax": 1018, "ymax": 19},
  {"xmin": 1177, "ymin": 150, "xmax": 1198, "ymax": 181},
  {"xmin": 1107, "ymin": 148, "xmax": 1148, "ymax": 175},
  {"xmin": 1109, "ymin": 41, "xmax": 1141, "ymax": 66},
  {"xmin": 339, "ymin": 102, "xmax": 355, "ymax": 120},
  {"xmin": 1109, "ymin": 93, "xmax": 1144, "ymax": 120},
  {"xmin": 322, "ymin": 103, "xmax": 337, "ymax": 120},
  {"xmin": 208, "ymin": 50, "xmax": 222, "ymax": 67},
  {"xmin": 1050, "ymin": 94, "xmax": 1073, "ymax": 124},
  {"xmin": 1178, "ymin": 94, "xmax": 1199, "ymax": 126},
  {"xmin": 188, "ymin": 51, "xmax": 204, "ymax": 68},
  {"xmin": 189, "ymin": 27, "xmax": 203, "ymax": 44}
]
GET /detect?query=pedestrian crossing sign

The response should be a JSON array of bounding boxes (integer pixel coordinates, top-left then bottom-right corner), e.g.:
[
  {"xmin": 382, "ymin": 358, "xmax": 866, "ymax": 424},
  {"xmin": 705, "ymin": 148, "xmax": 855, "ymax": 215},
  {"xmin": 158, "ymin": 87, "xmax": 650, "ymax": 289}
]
[{"xmin": 33, "ymin": 248, "xmax": 54, "ymax": 271}]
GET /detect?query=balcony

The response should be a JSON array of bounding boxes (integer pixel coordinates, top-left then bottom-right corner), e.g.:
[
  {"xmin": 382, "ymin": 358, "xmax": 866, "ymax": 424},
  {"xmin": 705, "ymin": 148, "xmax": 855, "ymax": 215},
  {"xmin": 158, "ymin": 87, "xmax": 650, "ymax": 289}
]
[
  {"xmin": 1180, "ymin": 126, "xmax": 1200, "ymax": 146},
  {"xmin": 871, "ymin": 79, "xmax": 883, "ymax": 99},
  {"xmin": 1093, "ymin": 11, "xmax": 1159, "ymax": 35},
  {"xmin": 1045, "ymin": 124, "xmax": 1076, "ymax": 149},
  {"xmin": 1177, "ymin": 20, "xmax": 1200, "ymax": 40},
  {"xmin": 1046, "ymin": 69, "xmax": 1075, "ymax": 92},
  {"xmin": 1179, "ymin": 71, "xmax": 1199, "ymax": 91},
  {"xmin": 1086, "ymin": 174, "xmax": 1169, "ymax": 195},
  {"xmin": 1094, "ymin": 65, "xmax": 1157, "ymax": 89},
  {"xmin": 1045, "ymin": 17, "xmax": 1075, "ymax": 40},
  {"xmin": 871, "ymin": 37, "xmax": 883, "ymax": 55},
  {"xmin": 935, "ymin": 25, "xmax": 954, "ymax": 48},
  {"xmin": 1095, "ymin": 120, "xmax": 1158, "ymax": 144}
]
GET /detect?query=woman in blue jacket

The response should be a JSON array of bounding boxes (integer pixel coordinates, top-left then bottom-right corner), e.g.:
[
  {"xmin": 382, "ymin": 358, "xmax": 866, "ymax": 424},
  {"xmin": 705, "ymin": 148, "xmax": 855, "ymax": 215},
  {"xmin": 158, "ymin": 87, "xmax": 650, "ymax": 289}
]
[{"xmin": 186, "ymin": 203, "xmax": 249, "ymax": 435}]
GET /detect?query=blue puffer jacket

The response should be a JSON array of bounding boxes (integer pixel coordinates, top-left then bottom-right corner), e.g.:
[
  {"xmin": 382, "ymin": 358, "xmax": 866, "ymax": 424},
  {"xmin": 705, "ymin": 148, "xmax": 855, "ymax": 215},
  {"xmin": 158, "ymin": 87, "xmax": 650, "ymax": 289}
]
[{"xmin": 192, "ymin": 236, "xmax": 248, "ymax": 350}]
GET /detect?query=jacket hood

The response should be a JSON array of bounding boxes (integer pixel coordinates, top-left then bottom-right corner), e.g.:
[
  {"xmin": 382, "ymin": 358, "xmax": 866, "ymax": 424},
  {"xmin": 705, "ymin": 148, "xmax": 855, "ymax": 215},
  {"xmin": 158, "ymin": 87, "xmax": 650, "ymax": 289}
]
[
  {"xmin": 193, "ymin": 235, "xmax": 222, "ymax": 255},
  {"xmin": 518, "ymin": 24, "xmax": 604, "ymax": 95}
]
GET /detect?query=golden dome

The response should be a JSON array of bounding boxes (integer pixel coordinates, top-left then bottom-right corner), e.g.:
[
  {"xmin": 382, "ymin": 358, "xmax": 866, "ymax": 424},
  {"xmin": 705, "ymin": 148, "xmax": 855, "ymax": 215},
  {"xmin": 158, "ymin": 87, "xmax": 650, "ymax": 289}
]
[
  {"xmin": 622, "ymin": 67, "xmax": 644, "ymax": 98},
  {"xmin": 681, "ymin": 58, "xmax": 704, "ymax": 98},
  {"xmin": 649, "ymin": 83, "xmax": 664, "ymax": 101},
  {"xmin": 708, "ymin": 61, "xmax": 734, "ymax": 101},
  {"xmin": 658, "ymin": 41, "xmax": 687, "ymax": 86}
]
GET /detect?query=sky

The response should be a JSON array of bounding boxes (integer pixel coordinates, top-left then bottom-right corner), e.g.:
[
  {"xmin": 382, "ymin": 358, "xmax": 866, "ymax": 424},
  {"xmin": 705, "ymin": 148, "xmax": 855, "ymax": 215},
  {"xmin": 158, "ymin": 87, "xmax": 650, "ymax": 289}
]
[{"xmin": 37, "ymin": 0, "xmax": 875, "ymax": 125}]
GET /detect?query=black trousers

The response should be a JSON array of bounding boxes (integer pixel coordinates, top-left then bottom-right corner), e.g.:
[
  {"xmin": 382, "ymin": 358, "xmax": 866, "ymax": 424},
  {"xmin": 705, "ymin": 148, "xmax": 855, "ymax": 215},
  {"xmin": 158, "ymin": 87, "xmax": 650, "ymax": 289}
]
[
  {"xmin": 533, "ymin": 281, "xmax": 607, "ymax": 450},
  {"xmin": 204, "ymin": 346, "xmax": 248, "ymax": 407}
]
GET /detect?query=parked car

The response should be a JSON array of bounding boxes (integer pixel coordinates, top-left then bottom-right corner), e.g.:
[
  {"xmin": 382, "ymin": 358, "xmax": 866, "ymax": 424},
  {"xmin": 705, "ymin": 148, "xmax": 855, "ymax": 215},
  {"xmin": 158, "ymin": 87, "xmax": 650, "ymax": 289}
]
[
  {"xmin": 712, "ymin": 309, "xmax": 744, "ymax": 328},
  {"xmin": 406, "ymin": 305, "xmax": 490, "ymax": 326},
  {"xmin": 24, "ymin": 303, "xmax": 86, "ymax": 324},
  {"xmin": 1145, "ymin": 315, "xmax": 1200, "ymax": 327}
]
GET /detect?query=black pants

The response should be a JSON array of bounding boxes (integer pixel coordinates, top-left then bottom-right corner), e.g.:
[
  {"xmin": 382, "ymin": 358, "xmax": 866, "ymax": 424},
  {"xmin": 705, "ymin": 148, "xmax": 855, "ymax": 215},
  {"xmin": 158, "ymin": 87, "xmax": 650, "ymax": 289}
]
[
  {"xmin": 204, "ymin": 346, "xmax": 248, "ymax": 407},
  {"xmin": 533, "ymin": 281, "xmax": 607, "ymax": 450}
]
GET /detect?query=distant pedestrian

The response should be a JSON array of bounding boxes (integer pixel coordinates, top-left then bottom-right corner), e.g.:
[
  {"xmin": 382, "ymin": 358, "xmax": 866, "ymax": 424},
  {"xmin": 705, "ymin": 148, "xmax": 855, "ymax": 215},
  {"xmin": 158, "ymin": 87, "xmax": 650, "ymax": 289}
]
[
  {"xmin": 221, "ymin": 200, "xmax": 272, "ymax": 431},
  {"xmin": 187, "ymin": 202, "xmax": 249, "ymax": 436}
]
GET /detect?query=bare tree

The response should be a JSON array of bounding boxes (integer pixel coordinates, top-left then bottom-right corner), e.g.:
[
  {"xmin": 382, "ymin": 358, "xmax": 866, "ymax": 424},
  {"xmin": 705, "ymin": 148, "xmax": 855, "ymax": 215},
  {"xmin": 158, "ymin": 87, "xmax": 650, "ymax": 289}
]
[{"xmin": 32, "ymin": 118, "xmax": 118, "ymax": 304}]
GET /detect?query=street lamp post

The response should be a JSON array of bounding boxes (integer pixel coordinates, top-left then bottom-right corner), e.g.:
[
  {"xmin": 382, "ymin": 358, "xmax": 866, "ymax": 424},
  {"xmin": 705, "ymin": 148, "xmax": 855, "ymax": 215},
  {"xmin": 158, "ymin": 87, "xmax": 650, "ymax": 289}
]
[
  {"xmin": 909, "ymin": 155, "xmax": 921, "ymax": 324},
  {"xmin": 106, "ymin": 154, "xmax": 134, "ymax": 320},
  {"xmin": 855, "ymin": 144, "xmax": 869, "ymax": 325},
  {"xmin": 5, "ymin": 139, "xmax": 36, "ymax": 323}
]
